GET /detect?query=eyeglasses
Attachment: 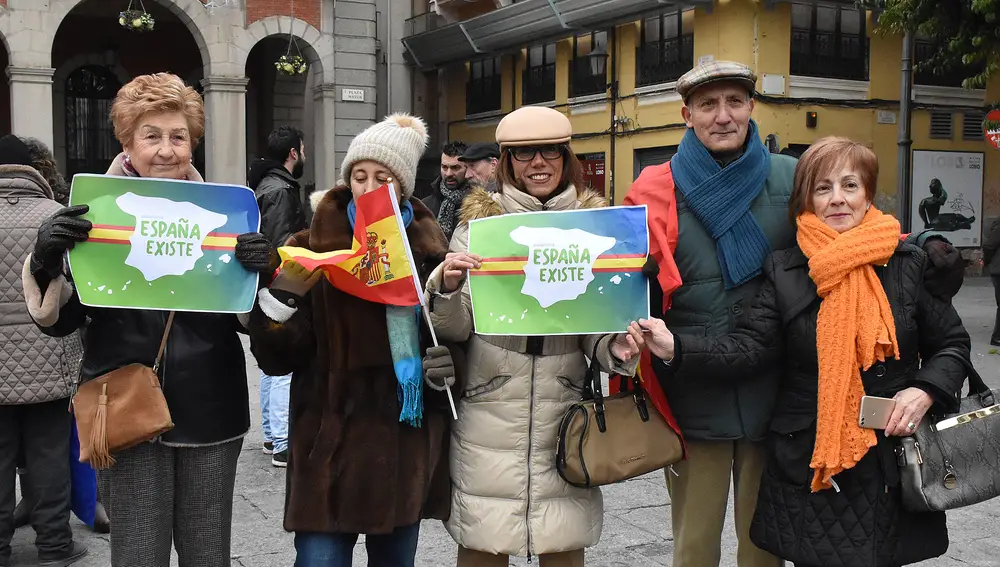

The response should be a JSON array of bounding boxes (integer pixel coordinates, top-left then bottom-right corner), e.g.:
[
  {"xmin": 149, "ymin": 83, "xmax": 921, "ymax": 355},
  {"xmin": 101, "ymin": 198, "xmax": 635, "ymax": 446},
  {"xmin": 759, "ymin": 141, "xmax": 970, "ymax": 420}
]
[{"xmin": 510, "ymin": 145, "xmax": 564, "ymax": 162}]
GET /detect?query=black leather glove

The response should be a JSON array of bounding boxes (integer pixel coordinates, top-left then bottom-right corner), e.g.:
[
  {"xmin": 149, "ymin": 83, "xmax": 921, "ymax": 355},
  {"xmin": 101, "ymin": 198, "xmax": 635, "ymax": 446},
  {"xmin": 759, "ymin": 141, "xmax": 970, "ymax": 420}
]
[
  {"xmin": 235, "ymin": 232, "xmax": 280, "ymax": 275},
  {"xmin": 921, "ymin": 236, "xmax": 965, "ymax": 300},
  {"xmin": 642, "ymin": 255, "xmax": 660, "ymax": 279},
  {"xmin": 422, "ymin": 345, "xmax": 456, "ymax": 392},
  {"xmin": 31, "ymin": 205, "xmax": 91, "ymax": 279}
]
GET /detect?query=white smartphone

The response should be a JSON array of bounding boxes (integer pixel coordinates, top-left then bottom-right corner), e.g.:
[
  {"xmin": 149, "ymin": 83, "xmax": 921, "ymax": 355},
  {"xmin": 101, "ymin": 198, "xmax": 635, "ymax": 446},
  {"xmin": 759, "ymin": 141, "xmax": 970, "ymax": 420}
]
[{"xmin": 858, "ymin": 396, "xmax": 896, "ymax": 429}]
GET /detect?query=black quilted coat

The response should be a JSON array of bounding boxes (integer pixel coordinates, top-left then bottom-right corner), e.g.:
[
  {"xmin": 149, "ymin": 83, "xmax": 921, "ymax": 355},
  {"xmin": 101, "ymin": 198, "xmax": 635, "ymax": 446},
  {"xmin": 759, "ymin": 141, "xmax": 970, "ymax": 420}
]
[{"xmin": 666, "ymin": 242, "xmax": 971, "ymax": 567}]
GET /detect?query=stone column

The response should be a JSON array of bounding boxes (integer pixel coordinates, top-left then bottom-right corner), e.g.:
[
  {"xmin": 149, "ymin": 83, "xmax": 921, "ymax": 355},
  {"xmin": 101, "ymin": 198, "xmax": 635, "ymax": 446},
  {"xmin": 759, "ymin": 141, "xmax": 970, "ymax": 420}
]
[
  {"xmin": 200, "ymin": 76, "xmax": 249, "ymax": 185},
  {"xmin": 7, "ymin": 67, "xmax": 56, "ymax": 150},
  {"xmin": 313, "ymin": 83, "xmax": 339, "ymax": 191}
]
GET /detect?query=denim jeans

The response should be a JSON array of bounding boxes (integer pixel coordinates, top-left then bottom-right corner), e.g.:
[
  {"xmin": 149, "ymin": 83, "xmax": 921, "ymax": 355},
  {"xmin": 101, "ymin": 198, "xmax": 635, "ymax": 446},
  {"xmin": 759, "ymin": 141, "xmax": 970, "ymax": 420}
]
[
  {"xmin": 259, "ymin": 372, "xmax": 291, "ymax": 453},
  {"xmin": 293, "ymin": 523, "xmax": 420, "ymax": 567}
]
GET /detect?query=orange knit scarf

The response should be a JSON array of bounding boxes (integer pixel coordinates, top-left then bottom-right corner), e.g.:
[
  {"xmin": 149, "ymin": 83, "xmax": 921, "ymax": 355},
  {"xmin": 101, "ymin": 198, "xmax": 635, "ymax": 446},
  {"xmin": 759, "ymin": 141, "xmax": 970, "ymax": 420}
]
[{"xmin": 796, "ymin": 207, "xmax": 901, "ymax": 492}]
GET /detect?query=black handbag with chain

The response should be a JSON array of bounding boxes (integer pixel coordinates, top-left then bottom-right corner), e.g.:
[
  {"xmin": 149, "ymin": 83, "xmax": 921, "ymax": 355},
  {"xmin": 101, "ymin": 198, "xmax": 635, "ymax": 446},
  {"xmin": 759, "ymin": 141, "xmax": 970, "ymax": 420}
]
[{"xmin": 896, "ymin": 353, "xmax": 1000, "ymax": 512}]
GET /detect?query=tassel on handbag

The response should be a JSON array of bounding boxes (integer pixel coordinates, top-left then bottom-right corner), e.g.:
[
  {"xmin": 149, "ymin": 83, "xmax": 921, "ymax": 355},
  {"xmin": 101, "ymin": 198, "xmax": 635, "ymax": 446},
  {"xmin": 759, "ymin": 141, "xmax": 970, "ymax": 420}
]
[{"xmin": 88, "ymin": 384, "xmax": 115, "ymax": 470}]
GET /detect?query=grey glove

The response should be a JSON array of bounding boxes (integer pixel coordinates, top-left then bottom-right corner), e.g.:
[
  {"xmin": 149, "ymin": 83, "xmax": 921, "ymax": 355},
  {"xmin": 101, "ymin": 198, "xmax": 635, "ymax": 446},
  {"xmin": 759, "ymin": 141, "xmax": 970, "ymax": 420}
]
[{"xmin": 422, "ymin": 345, "xmax": 456, "ymax": 392}]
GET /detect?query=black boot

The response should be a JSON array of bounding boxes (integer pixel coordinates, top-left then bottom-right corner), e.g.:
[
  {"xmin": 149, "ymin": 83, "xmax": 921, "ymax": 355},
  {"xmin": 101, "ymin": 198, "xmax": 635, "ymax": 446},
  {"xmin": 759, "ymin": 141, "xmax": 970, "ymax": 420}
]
[
  {"xmin": 91, "ymin": 500, "xmax": 110, "ymax": 534},
  {"xmin": 38, "ymin": 541, "xmax": 87, "ymax": 567}
]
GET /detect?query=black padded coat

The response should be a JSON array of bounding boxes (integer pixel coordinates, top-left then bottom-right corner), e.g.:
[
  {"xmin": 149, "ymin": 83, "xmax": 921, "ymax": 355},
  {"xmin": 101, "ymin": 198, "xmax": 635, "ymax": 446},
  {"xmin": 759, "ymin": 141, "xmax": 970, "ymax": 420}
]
[{"xmin": 664, "ymin": 242, "xmax": 971, "ymax": 567}]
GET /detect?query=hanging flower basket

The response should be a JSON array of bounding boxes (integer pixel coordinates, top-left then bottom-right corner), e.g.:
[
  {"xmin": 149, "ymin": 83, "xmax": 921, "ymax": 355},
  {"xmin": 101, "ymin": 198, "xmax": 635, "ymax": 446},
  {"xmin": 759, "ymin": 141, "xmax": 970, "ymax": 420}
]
[
  {"xmin": 275, "ymin": 54, "xmax": 308, "ymax": 76},
  {"xmin": 119, "ymin": 9, "xmax": 155, "ymax": 32}
]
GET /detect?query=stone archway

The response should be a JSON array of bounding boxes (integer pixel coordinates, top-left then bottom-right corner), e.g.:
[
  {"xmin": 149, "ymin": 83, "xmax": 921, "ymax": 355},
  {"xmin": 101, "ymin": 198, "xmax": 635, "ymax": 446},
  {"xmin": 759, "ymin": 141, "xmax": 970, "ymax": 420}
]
[
  {"xmin": 46, "ymin": 0, "xmax": 212, "ymax": 77},
  {"xmin": 50, "ymin": 0, "xmax": 206, "ymax": 177}
]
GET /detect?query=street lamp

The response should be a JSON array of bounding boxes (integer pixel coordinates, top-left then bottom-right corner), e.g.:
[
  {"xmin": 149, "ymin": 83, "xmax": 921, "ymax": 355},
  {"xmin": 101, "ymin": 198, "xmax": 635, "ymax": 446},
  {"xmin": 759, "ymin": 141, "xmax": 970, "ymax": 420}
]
[{"xmin": 589, "ymin": 43, "xmax": 609, "ymax": 78}]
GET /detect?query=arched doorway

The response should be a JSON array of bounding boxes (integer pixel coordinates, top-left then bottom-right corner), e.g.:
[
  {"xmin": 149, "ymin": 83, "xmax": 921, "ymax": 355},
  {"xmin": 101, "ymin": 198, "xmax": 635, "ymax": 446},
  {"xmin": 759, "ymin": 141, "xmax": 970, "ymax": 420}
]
[
  {"xmin": 64, "ymin": 65, "xmax": 122, "ymax": 177},
  {"xmin": 51, "ymin": 0, "xmax": 205, "ymax": 178},
  {"xmin": 245, "ymin": 34, "xmax": 319, "ymax": 192}
]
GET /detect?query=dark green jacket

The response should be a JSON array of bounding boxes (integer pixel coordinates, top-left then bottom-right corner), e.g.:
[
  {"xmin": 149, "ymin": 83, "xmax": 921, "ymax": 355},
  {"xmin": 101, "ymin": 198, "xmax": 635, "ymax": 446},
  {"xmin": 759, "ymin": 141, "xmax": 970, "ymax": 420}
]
[{"xmin": 652, "ymin": 153, "xmax": 797, "ymax": 441}]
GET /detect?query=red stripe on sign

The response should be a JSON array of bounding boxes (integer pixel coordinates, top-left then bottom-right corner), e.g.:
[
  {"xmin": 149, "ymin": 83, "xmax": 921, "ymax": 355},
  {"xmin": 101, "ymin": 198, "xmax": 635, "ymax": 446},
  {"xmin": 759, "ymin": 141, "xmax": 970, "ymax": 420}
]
[
  {"xmin": 478, "ymin": 253, "xmax": 647, "ymax": 263},
  {"xmin": 85, "ymin": 238, "xmax": 128, "ymax": 245},
  {"xmin": 203, "ymin": 245, "xmax": 236, "ymax": 251}
]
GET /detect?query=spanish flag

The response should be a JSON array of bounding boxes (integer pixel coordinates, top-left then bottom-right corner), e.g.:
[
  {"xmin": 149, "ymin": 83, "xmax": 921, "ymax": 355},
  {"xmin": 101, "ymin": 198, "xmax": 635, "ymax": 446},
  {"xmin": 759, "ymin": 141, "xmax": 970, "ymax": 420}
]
[{"xmin": 277, "ymin": 184, "xmax": 424, "ymax": 306}]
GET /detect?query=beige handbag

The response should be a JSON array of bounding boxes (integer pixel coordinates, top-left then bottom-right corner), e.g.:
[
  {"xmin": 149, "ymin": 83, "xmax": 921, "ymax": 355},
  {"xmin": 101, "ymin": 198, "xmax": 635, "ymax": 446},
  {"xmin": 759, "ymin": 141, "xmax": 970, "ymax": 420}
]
[
  {"xmin": 73, "ymin": 312, "xmax": 176, "ymax": 469},
  {"xmin": 556, "ymin": 342, "xmax": 684, "ymax": 488}
]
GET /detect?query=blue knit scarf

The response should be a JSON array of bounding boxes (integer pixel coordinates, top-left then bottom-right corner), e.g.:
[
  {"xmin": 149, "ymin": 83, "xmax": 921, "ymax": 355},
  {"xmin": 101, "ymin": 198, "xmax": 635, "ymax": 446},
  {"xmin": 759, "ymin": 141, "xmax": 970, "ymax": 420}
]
[
  {"xmin": 670, "ymin": 119, "xmax": 772, "ymax": 288},
  {"xmin": 348, "ymin": 198, "xmax": 423, "ymax": 427}
]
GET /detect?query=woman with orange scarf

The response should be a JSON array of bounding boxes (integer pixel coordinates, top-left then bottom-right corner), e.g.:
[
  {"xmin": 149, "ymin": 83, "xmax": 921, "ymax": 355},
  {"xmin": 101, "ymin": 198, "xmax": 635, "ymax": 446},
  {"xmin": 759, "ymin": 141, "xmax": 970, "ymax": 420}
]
[{"xmin": 640, "ymin": 137, "xmax": 971, "ymax": 567}]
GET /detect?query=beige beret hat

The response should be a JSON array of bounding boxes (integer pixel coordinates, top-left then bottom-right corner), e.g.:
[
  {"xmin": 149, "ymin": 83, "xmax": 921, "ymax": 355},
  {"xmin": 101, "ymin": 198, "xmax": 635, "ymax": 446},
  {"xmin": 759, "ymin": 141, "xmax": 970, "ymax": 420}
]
[{"xmin": 495, "ymin": 106, "xmax": 572, "ymax": 148}]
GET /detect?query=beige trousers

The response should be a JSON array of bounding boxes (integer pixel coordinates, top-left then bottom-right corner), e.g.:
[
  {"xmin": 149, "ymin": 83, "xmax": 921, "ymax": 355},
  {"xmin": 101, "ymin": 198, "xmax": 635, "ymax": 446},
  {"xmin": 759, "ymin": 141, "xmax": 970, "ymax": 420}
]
[
  {"xmin": 665, "ymin": 439, "xmax": 783, "ymax": 567},
  {"xmin": 457, "ymin": 546, "xmax": 585, "ymax": 567}
]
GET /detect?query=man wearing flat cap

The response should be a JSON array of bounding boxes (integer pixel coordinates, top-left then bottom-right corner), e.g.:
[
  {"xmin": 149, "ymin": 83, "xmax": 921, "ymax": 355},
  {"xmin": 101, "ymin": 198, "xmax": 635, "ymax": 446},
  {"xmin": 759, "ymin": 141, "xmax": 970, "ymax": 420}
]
[
  {"xmin": 627, "ymin": 60, "xmax": 792, "ymax": 567},
  {"xmin": 628, "ymin": 60, "xmax": 966, "ymax": 567},
  {"xmin": 459, "ymin": 142, "xmax": 500, "ymax": 191}
]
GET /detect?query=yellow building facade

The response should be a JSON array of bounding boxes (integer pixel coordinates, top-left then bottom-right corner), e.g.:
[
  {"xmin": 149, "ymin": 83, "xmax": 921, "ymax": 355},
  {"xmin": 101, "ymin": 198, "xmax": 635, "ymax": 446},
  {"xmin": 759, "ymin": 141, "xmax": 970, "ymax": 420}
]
[{"xmin": 405, "ymin": 0, "xmax": 999, "ymax": 247}]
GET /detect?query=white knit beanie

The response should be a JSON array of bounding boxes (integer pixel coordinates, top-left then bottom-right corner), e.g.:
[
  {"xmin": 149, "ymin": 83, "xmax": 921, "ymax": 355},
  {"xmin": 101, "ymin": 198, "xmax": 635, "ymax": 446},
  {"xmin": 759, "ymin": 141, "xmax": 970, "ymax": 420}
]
[{"xmin": 340, "ymin": 113, "xmax": 428, "ymax": 200}]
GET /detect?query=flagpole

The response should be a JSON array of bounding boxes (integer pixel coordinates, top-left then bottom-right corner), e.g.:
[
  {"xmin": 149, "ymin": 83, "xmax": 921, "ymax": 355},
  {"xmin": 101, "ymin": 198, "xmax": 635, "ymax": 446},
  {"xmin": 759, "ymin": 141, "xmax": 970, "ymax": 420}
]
[{"xmin": 421, "ymin": 307, "xmax": 459, "ymax": 421}]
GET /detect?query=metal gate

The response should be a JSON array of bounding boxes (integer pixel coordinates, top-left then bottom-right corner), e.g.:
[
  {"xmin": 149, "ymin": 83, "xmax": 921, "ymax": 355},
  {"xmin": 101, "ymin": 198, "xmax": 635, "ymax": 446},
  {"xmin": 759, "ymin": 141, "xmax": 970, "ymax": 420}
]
[{"xmin": 65, "ymin": 65, "xmax": 123, "ymax": 179}]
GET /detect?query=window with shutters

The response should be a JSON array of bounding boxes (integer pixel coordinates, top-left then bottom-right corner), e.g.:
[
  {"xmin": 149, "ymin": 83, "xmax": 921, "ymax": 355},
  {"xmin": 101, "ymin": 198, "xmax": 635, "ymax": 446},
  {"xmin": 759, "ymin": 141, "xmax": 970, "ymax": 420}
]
[
  {"xmin": 929, "ymin": 111, "xmax": 954, "ymax": 139},
  {"xmin": 962, "ymin": 111, "xmax": 985, "ymax": 141}
]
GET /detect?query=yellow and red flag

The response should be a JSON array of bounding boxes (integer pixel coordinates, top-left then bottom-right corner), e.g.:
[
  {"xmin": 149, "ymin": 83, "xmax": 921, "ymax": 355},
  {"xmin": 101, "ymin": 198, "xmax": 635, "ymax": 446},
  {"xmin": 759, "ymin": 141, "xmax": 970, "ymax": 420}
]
[{"xmin": 277, "ymin": 184, "xmax": 424, "ymax": 306}]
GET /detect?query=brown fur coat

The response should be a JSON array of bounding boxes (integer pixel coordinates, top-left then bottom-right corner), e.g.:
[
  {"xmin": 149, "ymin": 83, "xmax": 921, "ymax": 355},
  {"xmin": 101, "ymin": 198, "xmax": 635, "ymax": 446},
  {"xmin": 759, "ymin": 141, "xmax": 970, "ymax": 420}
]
[{"xmin": 248, "ymin": 185, "xmax": 459, "ymax": 535}]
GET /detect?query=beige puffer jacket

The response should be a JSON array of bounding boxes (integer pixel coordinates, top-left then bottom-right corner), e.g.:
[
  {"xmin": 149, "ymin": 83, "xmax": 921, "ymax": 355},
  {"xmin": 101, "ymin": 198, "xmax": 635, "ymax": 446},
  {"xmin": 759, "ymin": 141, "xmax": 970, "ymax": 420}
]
[{"xmin": 425, "ymin": 184, "xmax": 639, "ymax": 557}]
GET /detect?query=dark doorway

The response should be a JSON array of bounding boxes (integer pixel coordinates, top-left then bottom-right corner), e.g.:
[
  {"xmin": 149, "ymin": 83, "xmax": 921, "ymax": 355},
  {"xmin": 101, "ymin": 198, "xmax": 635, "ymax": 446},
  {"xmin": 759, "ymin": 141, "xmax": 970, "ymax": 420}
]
[{"xmin": 64, "ymin": 65, "xmax": 122, "ymax": 178}]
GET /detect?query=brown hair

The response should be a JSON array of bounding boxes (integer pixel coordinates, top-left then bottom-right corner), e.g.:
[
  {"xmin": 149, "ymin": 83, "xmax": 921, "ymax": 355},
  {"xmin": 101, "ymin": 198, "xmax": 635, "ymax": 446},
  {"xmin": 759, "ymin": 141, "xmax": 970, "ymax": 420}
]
[
  {"xmin": 789, "ymin": 136, "xmax": 878, "ymax": 221},
  {"xmin": 110, "ymin": 73, "xmax": 205, "ymax": 149},
  {"xmin": 19, "ymin": 137, "xmax": 68, "ymax": 205},
  {"xmin": 495, "ymin": 144, "xmax": 588, "ymax": 196}
]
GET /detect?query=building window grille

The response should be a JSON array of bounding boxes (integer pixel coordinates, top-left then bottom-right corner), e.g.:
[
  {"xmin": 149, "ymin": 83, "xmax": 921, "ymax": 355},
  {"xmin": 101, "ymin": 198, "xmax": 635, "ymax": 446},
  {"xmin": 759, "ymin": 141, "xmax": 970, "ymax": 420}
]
[
  {"xmin": 467, "ymin": 57, "xmax": 503, "ymax": 115},
  {"xmin": 914, "ymin": 37, "xmax": 986, "ymax": 88},
  {"xmin": 636, "ymin": 10, "xmax": 694, "ymax": 87},
  {"xmin": 65, "ymin": 65, "xmax": 123, "ymax": 179},
  {"xmin": 523, "ymin": 43, "xmax": 557, "ymax": 105},
  {"xmin": 962, "ymin": 111, "xmax": 985, "ymax": 141},
  {"xmin": 929, "ymin": 111, "xmax": 954, "ymax": 139},
  {"xmin": 571, "ymin": 30, "xmax": 609, "ymax": 98},
  {"xmin": 790, "ymin": 4, "xmax": 868, "ymax": 81}
]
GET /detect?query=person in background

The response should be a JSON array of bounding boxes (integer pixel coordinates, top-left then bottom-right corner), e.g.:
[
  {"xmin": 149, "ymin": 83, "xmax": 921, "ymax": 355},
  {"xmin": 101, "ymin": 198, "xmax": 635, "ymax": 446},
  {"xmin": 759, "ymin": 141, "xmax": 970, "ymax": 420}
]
[
  {"xmin": 459, "ymin": 142, "xmax": 500, "ymax": 191},
  {"xmin": 423, "ymin": 141, "xmax": 469, "ymax": 242},
  {"xmin": 426, "ymin": 106, "xmax": 645, "ymax": 567},
  {"xmin": 642, "ymin": 136, "xmax": 970, "ymax": 567},
  {"xmin": 248, "ymin": 113, "xmax": 459, "ymax": 567},
  {"xmin": 0, "ymin": 134, "xmax": 88, "ymax": 567},
  {"xmin": 982, "ymin": 216, "xmax": 1000, "ymax": 346},
  {"xmin": 21, "ymin": 72, "xmax": 276, "ymax": 567},
  {"xmin": 9, "ymin": 138, "xmax": 112, "ymax": 536},
  {"xmin": 247, "ymin": 125, "xmax": 309, "ymax": 467}
]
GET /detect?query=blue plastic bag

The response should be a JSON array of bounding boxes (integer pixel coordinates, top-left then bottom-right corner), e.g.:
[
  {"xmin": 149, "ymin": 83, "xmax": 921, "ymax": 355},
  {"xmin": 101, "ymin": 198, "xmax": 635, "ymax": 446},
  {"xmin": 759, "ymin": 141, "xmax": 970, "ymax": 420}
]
[{"xmin": 68, "ymin": 417, "xmax": 97, "ymax": 528}]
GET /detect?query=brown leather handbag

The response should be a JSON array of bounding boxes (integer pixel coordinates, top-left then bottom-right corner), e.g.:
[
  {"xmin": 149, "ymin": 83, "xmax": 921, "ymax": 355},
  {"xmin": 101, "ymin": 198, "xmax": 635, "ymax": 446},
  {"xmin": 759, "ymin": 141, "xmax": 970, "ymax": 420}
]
[
  {"xmin": 556, "ymin": 342, "xmax": 684, "ymax": 488},
  {"xmin": 73, "ymin": 312, "xmax": 176, "ymax": 469}
]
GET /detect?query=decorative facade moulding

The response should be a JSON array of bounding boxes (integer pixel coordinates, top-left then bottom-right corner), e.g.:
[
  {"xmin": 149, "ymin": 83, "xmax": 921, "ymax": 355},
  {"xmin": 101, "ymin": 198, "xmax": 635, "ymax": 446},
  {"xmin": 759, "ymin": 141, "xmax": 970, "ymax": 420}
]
[
  {"xmin": 199, "ymin": 76, "xmax": 251, "ymax": 93},
  {"xmin": 6, "ymin": 67, "xmax": 57, "ymax": 83}
]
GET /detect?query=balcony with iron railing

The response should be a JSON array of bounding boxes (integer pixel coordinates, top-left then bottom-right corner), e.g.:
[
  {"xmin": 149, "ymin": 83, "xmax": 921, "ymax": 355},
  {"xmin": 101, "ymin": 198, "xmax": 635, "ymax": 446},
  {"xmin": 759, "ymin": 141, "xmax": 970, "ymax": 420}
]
[
  {"xmin": 571, "ymin": 57, "xmax": 608, "ymax": 98},
  {"xmin": 790, "ymin": 30, "xmax": 869, "ymax": 81},
  {"xmin": 405, "ymin": 11, "xmax": 449, "ymax": 36},
  {"xmin": 523, "ymin": 63, "xmax": 557, "ymax": 104},
  {"xmin": 913, "ymin": 40, "xmax": 982, "ymax": 88},
  {"xmin": 466, "ymin": 74, "xmax": 504, "ymax": 115},
  {"xmin": 636, "ymin": 34, "xmax": 694, "ymax": 87}
]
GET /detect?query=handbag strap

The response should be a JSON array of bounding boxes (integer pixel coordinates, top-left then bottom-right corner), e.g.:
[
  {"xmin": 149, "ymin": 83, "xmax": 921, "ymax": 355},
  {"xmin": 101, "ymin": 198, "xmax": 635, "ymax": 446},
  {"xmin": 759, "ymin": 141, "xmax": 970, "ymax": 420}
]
[
  {"xmin": 934, "ymin": 349, "xmax": 994, "ymax": 403},
  {"xmin": 152, "ymin": 311, "xmax": 176, "ymax": 375}
]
